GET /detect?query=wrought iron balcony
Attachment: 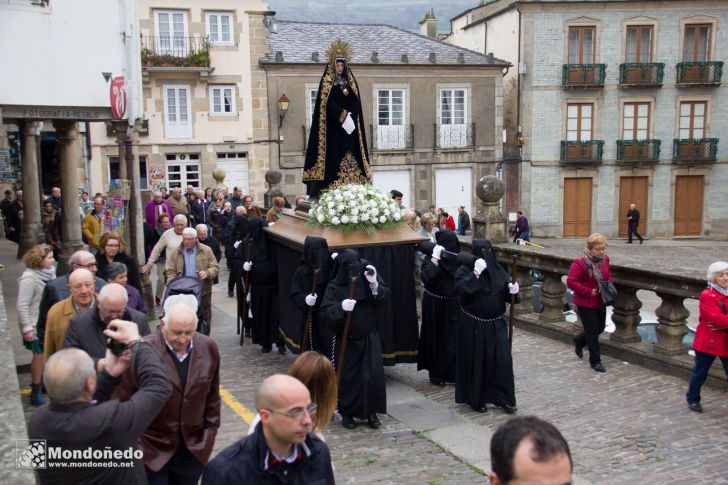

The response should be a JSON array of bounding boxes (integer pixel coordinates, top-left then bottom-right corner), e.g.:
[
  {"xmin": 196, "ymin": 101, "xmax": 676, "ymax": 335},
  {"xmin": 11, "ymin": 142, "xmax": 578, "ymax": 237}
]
[
  {"xmin": 560, "ymin": 140, "xmax": 604, "ymax": 163},
  {"xmin": 617, "ymin": 139, "xmax": 661, "ymax": 162},
  {"xmin": 140, "ymin": 35, "xmax": 211, "ymax": 68},
  {"xmin": 434, "ymin": 123, "xmax": 475, "ymax": 149},
  {"xmin": 672, "ymin": 138, "xmax": 718, "ymax": 162},
  {"xmin": 562, "ymin": 64, "xmax": 607, "ymax": 88},
  {"xmin": 619, "ymin": 63, "xmax": 664, "ymax": 87},
  {"xmin": 369, "ymin": 124, "xmax": 414, "ymax": 150},
  {"xmin": 676, "ymin": 61, "xmax": 723, "ymax": 86}
]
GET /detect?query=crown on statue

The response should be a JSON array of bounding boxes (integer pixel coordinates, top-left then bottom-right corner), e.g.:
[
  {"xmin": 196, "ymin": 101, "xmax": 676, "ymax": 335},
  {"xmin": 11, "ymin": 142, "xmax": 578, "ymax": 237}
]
[{"xmin": 326, "ymin": 39, "xmax": 352, "ymax": 65}]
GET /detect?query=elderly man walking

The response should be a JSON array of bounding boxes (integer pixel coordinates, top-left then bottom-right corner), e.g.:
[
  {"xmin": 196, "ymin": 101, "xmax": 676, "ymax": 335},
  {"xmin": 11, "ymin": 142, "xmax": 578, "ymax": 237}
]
[
  {"xmin": 44, "ymin": 268, "xmax": 97, "ymax": 360},
  {"xmin": 145, "ymin": 190, "xmax": 174, "ymax": 228},
  {"xmin": 202, "ymin": 374, "xmax": 334, "ymax": 484},
  {"xmin": 166, "ymin": 228, "xmax": 219, "ymax": 332}
]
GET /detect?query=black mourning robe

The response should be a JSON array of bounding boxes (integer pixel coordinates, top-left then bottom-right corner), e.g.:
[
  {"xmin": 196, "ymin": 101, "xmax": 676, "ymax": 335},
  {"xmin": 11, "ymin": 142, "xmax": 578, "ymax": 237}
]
[
  {"xmin": 454, "ymin": 240, "xmax": 517, "ymax": 411},
  {"xmin": 239, "ymin": 218, "xmax": 280, "ymax": 348},
  {"xmin": 417, "ymin": 230, "xmax": 461, "ymax": 382},
  {"xmin": 286, "ymin": 237, "xmax": 332, "ymax": 354},
  {"xmin": 303, "ymin": 60, "xmax": 371, "ymax": 198},
  {"xmin": 319, "ymin": 250, "xmax": 388, "ymax": 420}
]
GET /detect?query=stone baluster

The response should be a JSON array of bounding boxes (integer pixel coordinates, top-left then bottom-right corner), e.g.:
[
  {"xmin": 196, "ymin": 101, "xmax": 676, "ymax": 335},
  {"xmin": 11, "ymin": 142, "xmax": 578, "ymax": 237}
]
[
  {"xmin": 609, "ymin": 284, "xmax": 642, "ymax": 343},
  {"xmin": 514, "ymin": 264, "xmax": 534, "ymax": 315},
  {"xmin": 654, "ymin": 292, "xmax": 690, "ymax": 355},
  {"xmin": 539, "ymin": 270, "xmax": 567, "ymax": 324}
]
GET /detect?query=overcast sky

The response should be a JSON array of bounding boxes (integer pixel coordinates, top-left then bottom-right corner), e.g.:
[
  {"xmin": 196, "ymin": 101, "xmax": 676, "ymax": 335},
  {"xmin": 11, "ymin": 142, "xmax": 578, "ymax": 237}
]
[{"xmin": 267, "ymin": 0, "xmax": 478, "ymax": 33}]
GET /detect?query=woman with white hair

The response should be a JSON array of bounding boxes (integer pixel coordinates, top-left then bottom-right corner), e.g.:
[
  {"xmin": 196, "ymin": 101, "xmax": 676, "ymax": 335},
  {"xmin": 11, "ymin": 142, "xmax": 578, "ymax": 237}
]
[{"xmin": 685, "ymin": 261, "xmax": 728, "ymax": 413}]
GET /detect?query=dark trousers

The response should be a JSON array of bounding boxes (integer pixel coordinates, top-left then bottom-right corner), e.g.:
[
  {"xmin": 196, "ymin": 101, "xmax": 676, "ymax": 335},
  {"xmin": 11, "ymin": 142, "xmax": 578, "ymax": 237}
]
[
  {"xmin": 627, "ymin": 222, "xmax": 643, "ymax": 243},
  {"xmin": 228, "ymin": 261, "xmax": 239, "ymax": 294},
  {"xmin": 146, "ymin": 444, "xmax": 204, "ymax": 485},
  {"xmin": 574, "ymin": 306, "xmax": 606, "ymax": 366},
  {"xmin": 686, "ymin": 350, "xmax": 728, "ymax": 404}
]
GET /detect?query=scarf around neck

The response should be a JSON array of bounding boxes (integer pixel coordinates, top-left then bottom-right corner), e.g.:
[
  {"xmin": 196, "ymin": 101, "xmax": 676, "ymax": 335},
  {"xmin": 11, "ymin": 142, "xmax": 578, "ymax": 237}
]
[
  {"xmin": 31, "ymin": 267, "xmax": 56, "ymax": 283},
  {"xmin": 709, "ymin": 282, "xmax": 728, "ymax": 297}
]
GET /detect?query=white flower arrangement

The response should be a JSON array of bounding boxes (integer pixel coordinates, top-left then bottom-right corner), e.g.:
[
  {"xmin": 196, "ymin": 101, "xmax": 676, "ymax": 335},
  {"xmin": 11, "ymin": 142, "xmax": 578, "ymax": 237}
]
[{"xmin": 309, "ymin": 183, "xmax": 402, "ymax": 233}]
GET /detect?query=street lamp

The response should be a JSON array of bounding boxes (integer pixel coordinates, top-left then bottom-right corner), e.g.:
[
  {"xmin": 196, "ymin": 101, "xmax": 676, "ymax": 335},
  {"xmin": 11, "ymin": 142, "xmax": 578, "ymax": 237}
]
[{"xmin": 278, "ymin": 94, "xmax": 290, "ymax": 128}]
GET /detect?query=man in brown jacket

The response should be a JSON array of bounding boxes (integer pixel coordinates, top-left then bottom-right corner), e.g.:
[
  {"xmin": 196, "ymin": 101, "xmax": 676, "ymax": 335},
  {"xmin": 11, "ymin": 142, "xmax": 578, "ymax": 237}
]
[
  {"xmin": 167, "ymin": 187, "xmax": 190, "ymax": 221},
  {"xmin": 166, "ymin": 228, "xmax": 219, "ymax": 330},
  {"xmin": 44, "ymin": 268, "xmax": 97, "ymax": 360},
  {"xmin": 119, "ymin": 301, "xmax": 220, "ymax": 484}
]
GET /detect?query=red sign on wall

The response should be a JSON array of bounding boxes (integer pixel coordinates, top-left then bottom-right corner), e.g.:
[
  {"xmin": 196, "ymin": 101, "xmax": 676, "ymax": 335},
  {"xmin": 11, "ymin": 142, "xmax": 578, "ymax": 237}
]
[{"xmin": 110, "ymin": 76, "xmax": 126, "ymax": 120}]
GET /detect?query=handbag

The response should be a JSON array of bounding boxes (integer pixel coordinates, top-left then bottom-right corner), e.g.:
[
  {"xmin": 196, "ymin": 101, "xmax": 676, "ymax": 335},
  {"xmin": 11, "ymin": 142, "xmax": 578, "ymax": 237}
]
[{"xmin": 600, "ymin": 280, "xmax": 618, "ymax": 307}]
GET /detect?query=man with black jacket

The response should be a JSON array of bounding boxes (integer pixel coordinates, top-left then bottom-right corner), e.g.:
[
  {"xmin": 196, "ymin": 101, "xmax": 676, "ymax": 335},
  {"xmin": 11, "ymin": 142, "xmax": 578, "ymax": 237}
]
[
  {"xmin": 225, "ymin": 206, "xmax": 249, "ymax": 298},
  {"xmin": 626, "ymin": 203, "xmax": 644, "ymax": 244},
  {"xmin": 63, "ymin": 283, "xmax": 151, "ymax": 365},
  {"xmin": 202, "ymin": 374, "xmax": 334, "ymax": 484},
  {"xmin": 28, "ymin": 320, "xmax": 172, "ymax": 485}
]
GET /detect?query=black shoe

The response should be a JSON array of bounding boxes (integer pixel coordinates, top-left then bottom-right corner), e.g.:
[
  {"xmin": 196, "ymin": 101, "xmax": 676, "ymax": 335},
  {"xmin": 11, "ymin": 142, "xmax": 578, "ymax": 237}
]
[
  {"xmin": 342, "ymin": 416, "xmax": 356, "ymax": 429},
  {"xmin": 639, "ymin": 239, "xmax": 644, "ymax": 245},
  {"xmin": 245, "ymin": 328, "xmax": 252, "ymax": 338},
  {"xmin": 688, "ymin": 402, "xmax": 703, "ymax": 413},
  {"xmin": 474, "ymin": 405, "xmax": 487, "ymax": 413},
  {"xmin": 591, "ymin": 362, "xmax": 606, "ymax": 373},
  {"xmin": 228, "ymin": 290, "xmax": 234, "ymax": 298},
  {"xmin": 500, "ymin": 404, "xmax": 517, "ymax": 415},
  {"xmin": 261, "ymin": 345, "xmax": 272, "ymax": 353},
  {"xmin": 429, "ymin": 378, "xmax": 446, "ymax": 387},
  {"xmin": 572, "ymin": 337, "xmax": 583, "ymax": 359},
  {"xmin": 367, "ymin": 414, "xmax": 381, "ymax": 429},
  {"xmin": 277, "ymin": 344, "xmax": 287, "ymax": 354}
]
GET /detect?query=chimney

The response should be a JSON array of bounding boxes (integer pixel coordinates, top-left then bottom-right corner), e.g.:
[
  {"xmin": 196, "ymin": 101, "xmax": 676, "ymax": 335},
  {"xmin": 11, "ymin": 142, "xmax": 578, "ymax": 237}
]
[{"xmin": 419, "ymin": 8, "xmax": 437, "ymax": 39}]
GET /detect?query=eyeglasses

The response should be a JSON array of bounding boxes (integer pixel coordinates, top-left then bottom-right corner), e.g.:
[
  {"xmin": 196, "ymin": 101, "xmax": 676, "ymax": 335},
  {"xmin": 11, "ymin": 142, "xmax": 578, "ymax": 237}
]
[
  {"xmin": 77, "ymin": 262, "xmax": 97, "ymax": 269},
  {"xmin": 264, "ymin": 403, "xmax": 317, "ymax": 420}
]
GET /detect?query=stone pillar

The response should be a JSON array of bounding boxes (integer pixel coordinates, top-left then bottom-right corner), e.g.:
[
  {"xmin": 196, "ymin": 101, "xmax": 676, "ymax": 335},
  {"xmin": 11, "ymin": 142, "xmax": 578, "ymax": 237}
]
[
  {"xmin": 18, "ymin": 121, "xmax": 43, "ymax": 257},
  {"xmin": 263, "ymin": 170, "xmax": 284, "ymax": 210},
  {"xmin": 473, "ymin": 175, "xmax": 508, "ymax": 243},
  {"xmin": 654, "ymin": 292, "xmax": 689, "ymax": 355},
  {"xmin": 610, "ymin": 284, "xmax": 642, "ymax": 343},
  {"xmin": 112, "ymin": 120, "xmax": 128, "ymax": 176},
  {"xmin": 514, "ymin": 264, "xmax": 534, "ymax": 315},
  {"xmin": 53, "ymin": 120, "xmax": 85, "ymax": 274},
  {"xmin": 539, "ymin": 270, "xmax": 567, "ymax": 324}
]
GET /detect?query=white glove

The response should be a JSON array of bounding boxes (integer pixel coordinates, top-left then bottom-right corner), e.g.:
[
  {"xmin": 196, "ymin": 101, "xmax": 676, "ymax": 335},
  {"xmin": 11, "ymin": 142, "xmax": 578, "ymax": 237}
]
[
  {"xmin": 234, "ymin": 240, "xmax": 241, "ymax": 249},
  {"xmin": 305, "ymin": 294, "xmax": 317, "ymax": 306},
  {"xmin": 243, "ymin": 261, "xmax": 252, "ymax": 272},
  {"xmin": 432, "ymin": 244, "xmax": 445, "ymax": 261},
  {"xmin": 365, "ymin": 265, "xmax": 378, "ymax": 284},
  {"xmin": 430, "ymin": 257, "xmax": 439, "ymax": 266},
  {"xmin": 331, "ymin": 252, "xmax": 338, "ymax": 260},
  {"xmin": 342, "ymin": 299, "xmax": 356, "ymax": 312},
  {"xmin": 509, "ymin": 282, "xmax": 519, "ymax": 294},
  {"xmin": 474, "ymin": 258, "xmax": 487, "ymax": 277},
  {"xmin": 268, "ymin": 221, "xmax": 275, "ymax": 227},
  {"xmin": 246, "ymin": 289, "xmax": 251, "ymax": 303}
]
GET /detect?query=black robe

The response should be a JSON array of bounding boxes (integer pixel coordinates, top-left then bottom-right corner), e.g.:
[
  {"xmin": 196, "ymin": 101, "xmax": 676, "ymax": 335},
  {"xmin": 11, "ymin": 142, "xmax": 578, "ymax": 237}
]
[
  {"xmin": 417, "ymin": 230, "xmax": 461, "ymax": 382},
  {"xmin": 286, "ymin": 237, "xmax": 332, "ymax": 355},
  {"xmin": 319, "ymin": 250, "xmax": 388, "ymax": 420},
  {"xmin": 454, "ymin": 240, "xmax": 516, "ymax": 411},
  {"xmin": 303, "ymin": 60, "xmax": 371, "ymax": 198}
]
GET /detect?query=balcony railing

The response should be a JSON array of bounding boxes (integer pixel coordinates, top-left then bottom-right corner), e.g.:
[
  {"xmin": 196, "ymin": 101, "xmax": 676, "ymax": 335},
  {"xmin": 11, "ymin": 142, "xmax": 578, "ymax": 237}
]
[
  {"xmin": 369, "ymin": 124, "xmax": 414, "ymax": 150},
  {"xmin": 560, "ymin": 140, "xmax": 604, "ymax": 163},
  {"xmin": 672, "ymin": 138, "xmax": 719, "ymax": 162},
  {"xmin": 619, "ymin": 63, "xmax": 664, "ymax": 87},
  {"xmin": 434, "ymin": 122, "xmax": 475, "ymax": 149},
  {"xmin": 616, "ymin": 139, "xmax": 661, "ymax": 162},
  {"xmin": 562, "ymin": 64, "xmax": 607, "ymax": 88},
  {"xmin": 140, "ymin": 35, "xmax": 210, "ymax": 68},
  {"xmin": 676, "ymin": 61, "xmax": 723, "ymax": 85}
]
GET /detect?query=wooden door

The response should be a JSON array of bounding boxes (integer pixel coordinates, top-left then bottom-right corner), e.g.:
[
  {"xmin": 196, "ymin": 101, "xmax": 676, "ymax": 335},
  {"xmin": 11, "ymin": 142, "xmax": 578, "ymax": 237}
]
[
  {"xmin": 619, "ymin": 177, "xmax": 648, "ymax": 237},
  {"xmin": 674, "ymin": 175, "xmax": 704, "ymax": 236},
  {"xmin": 563, "ymin": 178, "xmax": 592, "ymax": 238}
]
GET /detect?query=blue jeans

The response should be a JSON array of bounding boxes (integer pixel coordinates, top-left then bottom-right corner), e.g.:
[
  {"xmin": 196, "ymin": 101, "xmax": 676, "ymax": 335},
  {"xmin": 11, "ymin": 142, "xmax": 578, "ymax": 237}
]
[
  {"xmin": 686, "ymin": 350, "xmax": 728, "ymax": 404},
  {"xmin": 458, "ymin": 226, "xmax": 465, "ymax": 236}
]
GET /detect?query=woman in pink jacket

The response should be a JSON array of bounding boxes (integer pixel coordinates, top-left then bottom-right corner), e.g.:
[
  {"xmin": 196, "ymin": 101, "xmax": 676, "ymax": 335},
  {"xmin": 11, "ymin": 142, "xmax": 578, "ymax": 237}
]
[
  {"xmin": 566, "ymin": 233, "xmax": 612, "ymax": 373},
  {"xmin": 685, "ymin": 261, "xmax": 728, "ymax": 413}
]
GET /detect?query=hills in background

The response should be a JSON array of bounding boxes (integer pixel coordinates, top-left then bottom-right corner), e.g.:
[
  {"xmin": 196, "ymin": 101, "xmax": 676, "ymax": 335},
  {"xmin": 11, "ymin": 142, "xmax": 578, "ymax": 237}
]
[{"xmin": 268, "ymin": 0, "xmax": 478, "ymax": 33}]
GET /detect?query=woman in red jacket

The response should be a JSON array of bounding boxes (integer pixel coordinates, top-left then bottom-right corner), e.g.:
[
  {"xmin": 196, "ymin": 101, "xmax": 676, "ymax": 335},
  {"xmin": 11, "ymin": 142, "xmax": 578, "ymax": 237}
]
[
  {"xmin": 566, "ymin": 233, "xmax": 612, "ymax": 373},
  {"xmin": 685, "ymin": 261, "xmax": 728, "ymax": 413}
]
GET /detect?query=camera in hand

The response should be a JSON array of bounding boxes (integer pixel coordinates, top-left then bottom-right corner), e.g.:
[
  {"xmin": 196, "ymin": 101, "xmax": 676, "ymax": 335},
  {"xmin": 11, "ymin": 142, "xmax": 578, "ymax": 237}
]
[{"xmin": 107, "ymin": 338, "xmax": 125, "ymax": 356}]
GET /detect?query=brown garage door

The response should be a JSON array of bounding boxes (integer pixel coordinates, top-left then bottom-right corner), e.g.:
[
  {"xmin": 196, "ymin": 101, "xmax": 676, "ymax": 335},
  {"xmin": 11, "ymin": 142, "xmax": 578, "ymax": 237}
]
[
  {"xmin": 564, "ymin": 177, "xmax": 592, "ymax": 238},
  {"xmin": 619, "ymin": 177, "xmax": 648, "ymax": 237},
  {"xmin": 674, "ymin": 175, "xmax": 704, "ymax": 236}
]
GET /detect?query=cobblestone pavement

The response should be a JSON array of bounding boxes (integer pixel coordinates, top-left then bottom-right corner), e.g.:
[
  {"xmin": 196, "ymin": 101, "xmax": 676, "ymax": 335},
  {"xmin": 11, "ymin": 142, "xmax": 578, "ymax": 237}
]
[{"xmin": 10, "ymin": 244, "xmax": 728, "ymax": 484}]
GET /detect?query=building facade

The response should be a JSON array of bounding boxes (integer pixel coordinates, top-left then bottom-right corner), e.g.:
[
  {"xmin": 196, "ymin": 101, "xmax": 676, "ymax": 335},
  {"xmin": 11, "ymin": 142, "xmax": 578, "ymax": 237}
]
[
  {"xmin": 89, "ymin": 0, "xmax": 272, "ymax": 203},
  {"xmin": 449, "ymin": 0, "xmax": 728, "ymax": 239},
  {"xmin": 262, "ymin": 20, "xmax": 509, "ymax": 220}
]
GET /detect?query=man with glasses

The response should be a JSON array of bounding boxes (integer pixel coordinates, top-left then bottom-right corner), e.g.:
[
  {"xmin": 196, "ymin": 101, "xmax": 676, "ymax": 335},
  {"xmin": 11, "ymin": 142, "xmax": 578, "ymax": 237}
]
[
  {"xmin": 63, "ymin": 283, "xmax": 150, "ymax": 364},
  {"xmin": 37, "ymin": 250, "xmax": 106, "ymax": 352},
  {"xmin": 82, "ymin": 196, "xmax": 106, "ymax": 252},
  {"xmin": 202, "ymin": 374, "xmax": 334, "ymax": 484},
  {"xmin": 44, "ymin": 268, "xmax": 97, "ymax": 360}
]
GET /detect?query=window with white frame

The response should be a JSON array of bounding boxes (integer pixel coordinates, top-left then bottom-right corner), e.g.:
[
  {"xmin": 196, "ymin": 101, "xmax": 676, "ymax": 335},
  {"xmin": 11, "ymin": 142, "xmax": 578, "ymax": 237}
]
[
  {"xmin": 306, "ymin": 87, "xmax": 318, "ymax": 127},
  {"xmin": 209, "ymin": 85, "xmax": 236, "ymax": 115},
  {"xmin": 439, "ymin": 88, "xmax": 468, "ymax": 148},
  {"xmin": 164, "ymin": 85, "xmax": 192, "ymax": 139},
  {"xmin": 376, "ymin": 89, "xmax": 406, "ymax": 149},
  {"xmin": 206, "ymin": 11, "xmax": 233, "ymax": 45},
  {"xmin": 155, "ymin": 10, "xmax": 188, "ymax": 56},
  {"xmin": 166, "ymin": 154, "xmax": 200, "ymax": 189}
]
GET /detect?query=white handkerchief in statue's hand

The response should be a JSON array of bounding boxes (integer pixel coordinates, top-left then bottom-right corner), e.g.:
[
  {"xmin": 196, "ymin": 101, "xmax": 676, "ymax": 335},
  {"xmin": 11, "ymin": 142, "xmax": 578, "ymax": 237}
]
[{"xmin": 342, "ymin": 113, "xmax": 355, "ymax": 134}]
